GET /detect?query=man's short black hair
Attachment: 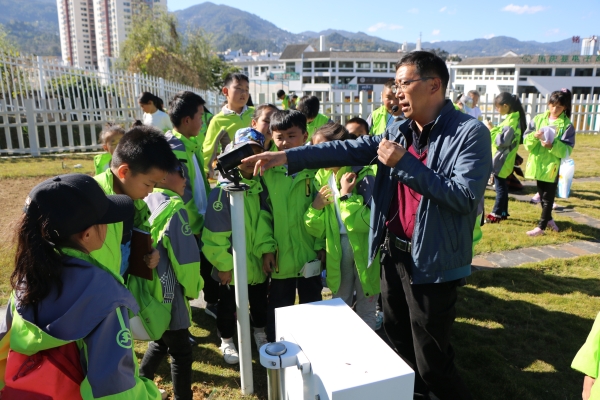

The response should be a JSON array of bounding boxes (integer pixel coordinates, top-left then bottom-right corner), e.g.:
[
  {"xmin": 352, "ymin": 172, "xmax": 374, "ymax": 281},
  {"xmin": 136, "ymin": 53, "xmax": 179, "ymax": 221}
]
[
  {"xmin": 346, "ymin": 117, "xmax": 369, "ymax": 134},
  {"xmin": 270, "ymin": 110, "xmax": 307, "ymax": 133},
  {"xmin": 277, "ymin": 90, "xmax": 286, "ymax": 99},
  {"xmin": 396, "ymin": 51, "xmax": 450, "ymax": 93},
  {"xmin": 168, "ymin": 91, "xmax": 206, "ymax": 128},
  {"xmin": 297, "ymin": 95, "xmax": 320, "ymax": 120},
  {"xmin": 112, "ymin": 126, "xmax": 178, "ymax": 174},
  {"xmin": 383, "ymin": 79, "xmax": 395, "ymax": 89},
  {"xmin": 223, "ymin": 73, "xmax": 249, "ymax": 88}
]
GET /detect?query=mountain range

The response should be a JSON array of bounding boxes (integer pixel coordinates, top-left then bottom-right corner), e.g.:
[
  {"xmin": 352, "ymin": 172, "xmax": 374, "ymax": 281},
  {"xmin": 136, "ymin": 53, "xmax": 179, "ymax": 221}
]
[{"xmin": 1, "ymin": 0, "xmax": 578, "ymax": 58}]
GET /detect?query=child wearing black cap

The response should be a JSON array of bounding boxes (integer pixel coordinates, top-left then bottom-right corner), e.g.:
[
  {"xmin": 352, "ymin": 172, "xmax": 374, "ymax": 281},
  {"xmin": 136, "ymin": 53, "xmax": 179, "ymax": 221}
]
[{"xmin": 0, "ymin": 174, "xmax": 162, "ymax": 399}]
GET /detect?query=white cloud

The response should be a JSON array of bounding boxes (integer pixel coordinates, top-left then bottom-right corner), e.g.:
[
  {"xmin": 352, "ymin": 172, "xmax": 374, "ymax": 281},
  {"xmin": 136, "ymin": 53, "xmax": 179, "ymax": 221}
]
[
  {"xmin": 439, "ymin": 6, "xmax": 447, "ymax": 12},
  {"xmin": 484, "ymin": 34, "xmax": 495, "ymax": 39},
  {"xmin": 408, "ymin": 8, "xmax": 419, "ymax": 13},
  {"xmin": 502, "ymin": 4, "xmax": 546, "ymax": 14},
  {"xmin": 545, "ymin": 28, "xmax": 560, "ymax": 36},
  {"xmin": 431, "ymin": 40, "xmax": 440, "ymax": 43},
  {"xmin": 367, "ymin": 22, "xmax": 403, "ymax": 32},
  {"xmin": 432, "ymin": 29, "xmax": 441, "ymax": 36}
]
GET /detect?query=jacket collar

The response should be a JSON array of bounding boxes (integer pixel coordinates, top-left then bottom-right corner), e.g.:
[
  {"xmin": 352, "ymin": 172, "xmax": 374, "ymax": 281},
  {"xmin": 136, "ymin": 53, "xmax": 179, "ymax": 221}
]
[{"xmin": 397, "ymin": 99, "xmax": 455, "ymax": 143}]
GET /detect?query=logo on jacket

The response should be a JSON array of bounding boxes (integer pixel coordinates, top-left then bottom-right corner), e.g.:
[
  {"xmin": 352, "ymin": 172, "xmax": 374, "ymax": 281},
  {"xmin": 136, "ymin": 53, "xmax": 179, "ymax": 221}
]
[
  {"xmin": 117, "ymin": 329, "xmax": 133, "ymax": 349},
  {"xmin": 213, "ymin": 201, "xmax": 223, "ymax": 212},
  {"xmin": 181, "ymin": 222, "xmax": 192, "ymax": 236}
]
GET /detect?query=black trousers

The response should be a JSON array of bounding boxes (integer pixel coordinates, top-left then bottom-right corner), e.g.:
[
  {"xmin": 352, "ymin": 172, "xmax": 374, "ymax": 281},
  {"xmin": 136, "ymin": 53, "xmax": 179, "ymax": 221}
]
[
  {"xmin": 139, "ymin": 329, "xmax": 193, "ymax": 400},
  {"xmin": 200, "ymin": 252, "xmax": 219, "ymax": 304},
  {"xmin": 381, "ymin": 246, "xmax": 472, "ymax": 400},
  {"xmin": 217, "ymin": 280, "xmax": 269, "ymax": 339},
  {"xmin": 492, "ymin": 175, "xmax": 509, "ymax": 216},
  {"xmin": 537, "ymin": 178, "xmax": 558, "ymax": 230},
  {"xmin": 266, "ymin": 276, "xmax": 323, "ymax": 342}
]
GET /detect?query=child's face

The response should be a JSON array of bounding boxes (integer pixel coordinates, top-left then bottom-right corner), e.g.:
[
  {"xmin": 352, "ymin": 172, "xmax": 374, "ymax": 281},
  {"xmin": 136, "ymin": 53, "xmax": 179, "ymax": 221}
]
[
  {"xmin": 178, "ymin": 105, "xmax": 204, "ymax": 137},
  {"xmin": 251, "ymin": 108, "xmax": 276, "ymax": 145},
  {"xmin": 382, "ymin": 87, "xmax": 400, "ymax": 115},
  {"xmin": 237, "ymin": 144, "xmax": 264, "ymax": 177},
  {"xmin": 139, "ymin": 102, "xmax": 156, "ymax": 114},
  {"xmin": 160, "ymin": 168, "xmax": 186, "ymax": 197},
  {"xmin": 346, "ymin": 122, "xmax": 368, "ymax": 137},
  {"xmin": 469, "ymin": 93, "xmax": 479, "ymax": 107},
  {"xmin": 116, "ymin": 165, "xmax": 167, "ymax": 200},
  {"xmin": 103, "ymin": 131, "xmax": 124, "ymax": 155},
  {"xmin": 548, "ymin": 103, "xmax": 565, "ymax": 119},
  {"xmin": 273, "ymin": 126, "xmax": 308, "ymax": 150},
  {"xmin": 495, "ymin": 103, "xmax": 510, "ymax": 116},
  {"xmin": 223, "ymin": 79, "xmax": 249, "ymax": 110}
]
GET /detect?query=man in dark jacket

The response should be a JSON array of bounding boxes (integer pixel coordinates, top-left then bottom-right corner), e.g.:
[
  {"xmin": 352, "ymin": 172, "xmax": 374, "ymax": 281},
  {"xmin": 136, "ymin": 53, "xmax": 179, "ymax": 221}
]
[{"xmin": 244, "ymin": 51, "xmax": 491, "ymax": 400}]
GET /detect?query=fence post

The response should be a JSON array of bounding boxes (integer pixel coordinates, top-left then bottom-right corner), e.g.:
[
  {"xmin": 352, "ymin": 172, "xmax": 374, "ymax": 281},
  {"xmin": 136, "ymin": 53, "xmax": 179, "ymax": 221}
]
[
  {"xmin": 359, "ymin": 91, "xmax": 368, "ymax": 119},
  {"xmin": 159, "ymin": 77, "xmax": 166, "ymax": 101},
  {"xmin": 37, "ymin": 56, "xmax": 46, "ymax": 106},
  {"xmin": 25, "ymin": 99, "xmax": 40, "ymax": 156}
]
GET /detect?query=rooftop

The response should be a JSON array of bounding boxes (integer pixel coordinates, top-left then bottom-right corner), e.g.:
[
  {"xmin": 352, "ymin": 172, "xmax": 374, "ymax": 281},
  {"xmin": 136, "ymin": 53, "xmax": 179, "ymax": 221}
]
[{"xmin": 279, "ymin": 44, "xmax": 403, "ymax": 60}]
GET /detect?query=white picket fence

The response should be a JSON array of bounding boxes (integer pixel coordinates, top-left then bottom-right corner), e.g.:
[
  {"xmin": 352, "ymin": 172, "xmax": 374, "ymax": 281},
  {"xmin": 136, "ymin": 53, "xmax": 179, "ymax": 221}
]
[
  {"xmin": 0, "ymin": 54, "xmax": 224, "ymax": 155},
  {"xmin": 1, "ymin": 53, "xmax": 599, "ymax": 156}
]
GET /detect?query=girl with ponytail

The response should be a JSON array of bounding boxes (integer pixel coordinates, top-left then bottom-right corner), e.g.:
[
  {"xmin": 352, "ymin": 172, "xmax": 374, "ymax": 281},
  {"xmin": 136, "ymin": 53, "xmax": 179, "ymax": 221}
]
[
  {"xmin": 523, "ymin": 88, "xmax": 575, "ymax": 236},
  {"xmin": 485, "ymin": 92, "xmax": 527, "ymax": 223},
  {"xmin": 139, "ymin": 91, "xmax": 173, "ymax": 133}
]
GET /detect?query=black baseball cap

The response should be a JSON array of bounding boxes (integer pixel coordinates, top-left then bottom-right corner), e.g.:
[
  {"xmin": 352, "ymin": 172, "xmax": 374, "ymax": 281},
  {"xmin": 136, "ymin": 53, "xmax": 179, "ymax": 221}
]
[{"xmin": 24, "ymin": 174, "xmax": 133, "ymax": 240}]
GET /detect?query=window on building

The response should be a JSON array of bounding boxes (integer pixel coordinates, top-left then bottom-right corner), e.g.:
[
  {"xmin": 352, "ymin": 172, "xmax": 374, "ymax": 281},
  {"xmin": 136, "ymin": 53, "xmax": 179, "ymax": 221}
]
[
  {"xmin": 314, "ymin": 61, "xmax": 330, "ymax": 71},
  {"xmin": 314, "ymin": 76, "xmax": 330, "ymax": 84},
  {"xmin": 555, "ymin": 68, "xmax": 572, "ymax": 76},
  {"xmin": 373, "ymin": 62, "xmax": 388, "ymax": 72},
  {"xmin": 485, "ymin": 69, "xmax": 495, "ymax": 75},
  {"xmin": 356, "ymin": 62, "xmax": 371, "ymax": 72},
  {"xmin": 124, "ymin": 8, "xmax": 130, "ymax": 12},
  {"xmin": 338, "ymin": 61, "xmax": 353, "ymax": 72},
  {"xmin": 593, "ymin": 87, "xmax": 600, "ymax": 96},
  {"xmin": 520, "ymin": 68, "xmax": 552, "ymax": 76},
  {"xmin": 474, "ymin": 69, "xmax": 483, "ymax": 75},
  {"xmin": 303, "ymin": 61, "xmax": 312, "ymax": 72},
  {"xmin": 285, "ymin": 62, "xmax": 295, "ymax": 73},
  {"xmin": 498, "ymin": 85, "xmax": 514, "ymax": 94},
  {"xmin": 574, "ymin": 68, "xmax": 593, "ymax": 77},
  {"xmin": 572, "ymin": 86, "xmax": 592, "ymax": 96},
  {"xmin": 497, "ymin": 68, "xmax": 515, "ymax": 76},
  {"xmin": 475, "ymin": 85, "xmax": 486, "ymax": 95},
  {"xmin": 337, "ymin": 76, "xmax": 354, "ymax": 84},
  {"xmin": 302, "ymin": 76, "xmax": 312, "ymax": 84},
  {"xmin": 517, "ymin": 86, "xmax": 539, "ymax": 95},
  {"xmin": 453, "ymin": 84, "xmax": 464, "ymax": 92},
  {"xmin": 260, "ymin": 66, "xmax": 268, "ymax": 73},
  {"xmin": 456, "ymin": 69, "xmax": 472, "ymax": 76}
]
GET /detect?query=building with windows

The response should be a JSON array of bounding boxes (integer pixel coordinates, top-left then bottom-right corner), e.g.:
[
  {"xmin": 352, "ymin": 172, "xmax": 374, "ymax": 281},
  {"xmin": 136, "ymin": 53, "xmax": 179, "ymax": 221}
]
[
  {"xmin": 57, "ymin": 0, "xmax": 167, "ymax": 68},
  {"xmin": 581, "ymin": 36, "xmax": 599, "ymax": 56},
  {"xmin": 449, "ymin": 54, "xmax": 600, "ymax": 97}
]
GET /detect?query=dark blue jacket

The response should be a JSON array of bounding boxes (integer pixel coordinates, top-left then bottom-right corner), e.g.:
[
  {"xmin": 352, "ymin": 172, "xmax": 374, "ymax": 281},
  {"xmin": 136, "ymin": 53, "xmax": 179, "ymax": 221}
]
[{"xmin": 286, "ymin": 100, "xmax": 492, "ymax": 284}]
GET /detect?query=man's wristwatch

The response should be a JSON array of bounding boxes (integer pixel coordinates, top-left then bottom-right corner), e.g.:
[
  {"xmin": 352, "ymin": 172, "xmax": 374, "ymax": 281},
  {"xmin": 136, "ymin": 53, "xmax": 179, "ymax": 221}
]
[{"xmin": 339, "ymin": 194, "xmax": 351, "ymax": 202}]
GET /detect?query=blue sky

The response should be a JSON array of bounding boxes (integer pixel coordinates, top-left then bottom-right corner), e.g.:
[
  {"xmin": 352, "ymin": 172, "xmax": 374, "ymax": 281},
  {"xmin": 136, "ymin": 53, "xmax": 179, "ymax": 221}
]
[{"xmin": 168, "ymin": 0, "xmax": 599, "ymax": 43}]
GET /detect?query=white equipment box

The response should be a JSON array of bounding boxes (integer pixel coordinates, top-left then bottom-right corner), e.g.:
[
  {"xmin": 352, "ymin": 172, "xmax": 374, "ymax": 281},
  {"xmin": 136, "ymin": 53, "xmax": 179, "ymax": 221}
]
[{"xmin": 264, "ymin": 298, "xmax": 414, "ymax": 400}]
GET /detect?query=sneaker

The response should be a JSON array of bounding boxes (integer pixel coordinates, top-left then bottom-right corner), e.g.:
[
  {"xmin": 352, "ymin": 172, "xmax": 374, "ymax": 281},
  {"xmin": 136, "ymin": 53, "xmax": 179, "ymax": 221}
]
[
  {"xmin": 205, "ymin": 303, "xmax": 218, "ymax": 319},
  {"xmin": 553, "ymin": 202, "xmax": 561, "ymax": 210},
  {"xmin": 547, "ymin": 220, "xmax": 559, "ymax": 232},
  {"xmin": 375, "ymin": 310, "xmax": 383, "ymax": 331},
  {"xmin": 485, "ymin": 213, "xmax": 502, "ymax": 224},
  {"xmin": 526, "ymin": 227, "xmax": 544, "ymax": 237},
  {"xmin": 253, "ymin": 330, "xmax": 268, "ymax": 350},
  {"xmin": 220, "ymin": 341, "xmax": 239, "ymax": 364},
  {"xmin": 530, "ymin": 193, "xmax": 541, "ymax": 204}
]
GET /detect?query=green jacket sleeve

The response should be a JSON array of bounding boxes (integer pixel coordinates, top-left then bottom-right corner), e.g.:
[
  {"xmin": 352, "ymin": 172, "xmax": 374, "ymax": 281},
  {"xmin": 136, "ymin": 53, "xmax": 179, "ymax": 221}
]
[
  {"xmin": 572, "ymin": 312, "xmax": 600, "ymax": 379},
  {"xmin": 550, "ymin": 124, "xmax": 576, "ymax": 159},
  {"xmin": 163, "ymin": 209, "xmax": 203, "ymax": 299},
  {"xmin": 201, "ymin": 188, "xmax": 234, "ymax": 272},
  {"xmin": 304, "ymin": 205, "xmax": 326, "ymax": 240},
  {"xmin": 339, "ymin": 194, "xmax": 370, "ymax": 234},
  {"xmin": 523, "ymin": 119, "xmax": 541, "ymax": 152},
  {"xmin": 253, "ymin": 198, "xmax": 277, "ymax": 258}
]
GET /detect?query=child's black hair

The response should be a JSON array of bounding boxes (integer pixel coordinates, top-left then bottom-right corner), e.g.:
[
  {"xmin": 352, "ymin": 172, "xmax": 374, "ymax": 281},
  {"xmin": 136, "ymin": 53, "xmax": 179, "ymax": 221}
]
[
  {"xmin": 112, "ymin": 125, "xmax": 178, "ymax": 174},
  {"xmin": 549, "ymin": 89, "xmax": 572, "ymax": 118},
  {"xmin": 168, "ymin": 91, "xmax": 206, "ymax": 128},
  {"xmin": 383, "ymin": 79, "xmax": 395, "ymax": 89},
  {"xmin": 138, "ymin": 92, "xmax": 165, "ymax": 111},
  {"xmin": 223, "ymin": 73, "xmax": 249, "ymax": 88},
  {"xmin": 252, "ymin": 104, "xmax": 278, "ymax": 121},
  {"xmin": 270, "ymin": 110, "xmax": 307, "ymax": 133},
  {"xmin": 494, "ymin": 92, "xmax": 527, "ymax": 133},
  {"xmin": 277, "ymin": 89, "xmax": 286, "ymax": 99},
  {"xmin": 297, "ymin": 95, "xmax": 320, "ymax": 120},
  {"xmin": 346, "ymin": 117, "xmax": 369, "ymax": 134},
  {"xmin": 99, "ymin": 122, "xmax": 125, "ymax": 144},
  {"xmin": 312, "ymin": 122, "xmax": 352, "ymax": 144}
]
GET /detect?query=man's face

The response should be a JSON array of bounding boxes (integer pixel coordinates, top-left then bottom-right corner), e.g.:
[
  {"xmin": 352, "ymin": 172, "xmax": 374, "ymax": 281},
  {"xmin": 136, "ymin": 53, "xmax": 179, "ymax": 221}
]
[
  {"xmin": 223, "ymin": 79, "xmax": 250, "ymax": 110},
  {"xmin": 395, "ymin": 65, "xmax": 436, "ymax": 121},
  {"xmin": 346, "ymin": 122, "xmax": 368, "ymax": 136},
  {"xmin": 273, "ymin": 126, "xmax": 308, "ymax": 150},
  {"xmin": 382, "ymin": 87, "xmax": 400, "ymax": 115}
]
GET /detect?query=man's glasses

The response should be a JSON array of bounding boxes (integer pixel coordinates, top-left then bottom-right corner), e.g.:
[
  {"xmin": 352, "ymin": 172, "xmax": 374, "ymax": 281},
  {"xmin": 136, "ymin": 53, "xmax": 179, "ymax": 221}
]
[{"xmin": 391, "ymin": 77, "xmax": 435, "ymax": 94}]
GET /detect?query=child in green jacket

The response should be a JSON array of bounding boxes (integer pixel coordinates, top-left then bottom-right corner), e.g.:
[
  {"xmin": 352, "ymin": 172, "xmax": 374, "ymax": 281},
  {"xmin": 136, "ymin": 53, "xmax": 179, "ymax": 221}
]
[
  {"xmin": 306, "ymin": 123, "xmax": 380, "ymax": 329},
  {"xmin": 138, "ymin": 165, "xmax": 204, "ymax": 400},
  {"xmin": 261, "ymin": 110, "xmax": 325, "ymax": 342},
  {"xmin": 0, "ymin": 174, "xmax": 161, "ymax": 399},
  {"xmin": 202, "ymin": 128, "xmax": 276, "ymax": 363},
  {"xmin": 485, "ymin": 92, "xmax": 527, "ymax": 224},
  {"xmin": 251, "ymin": 103, "xmax": 278, "ymax": 151},
  {"xmin": 523, "ymin": 89, "xmax": 575, "ymax": 236},
  {"xmin": 202, "ymin": 73, "xmax": 254, "ymax": 179},
  {"xmin": 572, "ymin": 312, "xmax": 600, "ymax": 400},
  {"xmin": 296, "ymin": 95, "xmax": 331, "ymax": 142},
  {"xmin": 92, "ymin": 126, "xmax": 179, "ymax": 278},
  {"xmin": 94, "ymin": 123, "xmax": 124, "ymax": 175}
]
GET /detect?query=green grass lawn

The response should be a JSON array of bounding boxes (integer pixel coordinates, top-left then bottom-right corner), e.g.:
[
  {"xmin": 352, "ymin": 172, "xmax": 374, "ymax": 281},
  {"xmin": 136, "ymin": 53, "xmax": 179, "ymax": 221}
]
[
  {"xmin": 555, "ymin": 181, "xmax": 600, "ymax": 221},
  {"xmin": 0, "ymin": 154, "xmax": 96, "ymax": 178},
  {"xmin": 476, "ymin": 188, "xmax": 600, "ymax": 255}
]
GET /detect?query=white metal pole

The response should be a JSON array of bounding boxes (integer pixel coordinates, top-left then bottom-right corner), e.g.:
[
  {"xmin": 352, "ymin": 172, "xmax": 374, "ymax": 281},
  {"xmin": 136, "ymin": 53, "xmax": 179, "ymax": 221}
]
[{"xmin": 230, "ymin": 189, "xmax": 254, "ymax": 395}]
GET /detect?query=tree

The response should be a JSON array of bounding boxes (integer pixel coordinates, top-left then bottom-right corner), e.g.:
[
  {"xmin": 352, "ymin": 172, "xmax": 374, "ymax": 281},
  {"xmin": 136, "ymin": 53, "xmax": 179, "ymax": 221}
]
[
  {"xmin": 0, "ymin": 24, "xmax": 18, "ymax": 55},
  {"xmin": 117, "ymin": 8, "xmax": 237, "ymax": 91}
]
